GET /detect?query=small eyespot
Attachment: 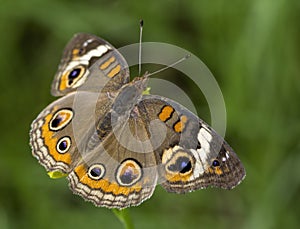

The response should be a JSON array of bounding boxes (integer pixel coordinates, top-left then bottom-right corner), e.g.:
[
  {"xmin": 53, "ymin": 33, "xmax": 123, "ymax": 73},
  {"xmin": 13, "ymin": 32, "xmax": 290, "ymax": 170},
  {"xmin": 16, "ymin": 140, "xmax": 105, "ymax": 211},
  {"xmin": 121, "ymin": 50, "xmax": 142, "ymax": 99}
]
[
  {"xmin": 56, "ymin": 136, "xmax": 71, "ymax": 154},
  {"xmin": 78, "ymin": 48, "xmax": 84, "ymax": 54},
  {"xmin": 49, "ymin": 109, "xmax": 73, "ymax": 131},
  {"xmin": 212, "ymin": 159, "xmax": 220, "ymax": 167},
  {"xmin": 88, "ymin": 164, "xmax": 105, "ymax": 180}
]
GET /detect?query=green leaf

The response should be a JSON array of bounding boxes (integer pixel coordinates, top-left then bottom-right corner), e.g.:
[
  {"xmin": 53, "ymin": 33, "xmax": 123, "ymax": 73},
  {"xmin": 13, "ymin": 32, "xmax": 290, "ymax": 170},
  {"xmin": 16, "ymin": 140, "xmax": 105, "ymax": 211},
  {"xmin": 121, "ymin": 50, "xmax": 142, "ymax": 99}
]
[
  {"xmin": 47, "ymin": 171, "xmax": 68, "ymax": 179},
  {"xmin": 142, "ymin": 87, "xmax": 151, "ymax": 95}
]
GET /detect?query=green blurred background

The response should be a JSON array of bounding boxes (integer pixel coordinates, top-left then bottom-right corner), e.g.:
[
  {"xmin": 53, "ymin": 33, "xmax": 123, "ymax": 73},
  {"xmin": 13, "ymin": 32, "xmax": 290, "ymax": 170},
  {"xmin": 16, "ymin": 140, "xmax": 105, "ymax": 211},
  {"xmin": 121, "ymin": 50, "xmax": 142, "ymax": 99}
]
[{"xmin": 1, "ymin": 0, "xmax": 300, "ymax": 228}]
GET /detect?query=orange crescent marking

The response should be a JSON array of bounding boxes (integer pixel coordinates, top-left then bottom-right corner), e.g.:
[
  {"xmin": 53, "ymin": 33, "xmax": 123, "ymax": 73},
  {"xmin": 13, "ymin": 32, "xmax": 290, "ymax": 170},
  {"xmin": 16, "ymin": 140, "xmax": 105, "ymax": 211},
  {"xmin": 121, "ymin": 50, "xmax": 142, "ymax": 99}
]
[
  {"xmin": 214, "ymin": 167, "xmax": 223, "ymax": 175},
  {"xmin": 74, "ymin": 164, "xmax": 142, "ymax": 195},
  {"xmin": 59, "ymin": 73, "xmax": 68, "ymax": 91},
  {"xmin": 206, "ymin": 167, "xmax": 224, "ymax": 175},
  {"xmin": 158, "ymin": 106, "xmax": 174, "ymax": 122},
  {"xmin": 41, "ymin": 109, "xmax": 71, "ymax": 165}
]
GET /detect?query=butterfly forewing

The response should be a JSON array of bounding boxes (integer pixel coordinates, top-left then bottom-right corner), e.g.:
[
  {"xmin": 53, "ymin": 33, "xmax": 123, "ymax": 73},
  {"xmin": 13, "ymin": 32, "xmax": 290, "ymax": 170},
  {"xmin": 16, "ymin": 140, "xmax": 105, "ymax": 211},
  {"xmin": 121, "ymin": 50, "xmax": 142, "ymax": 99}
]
[
  {"xmin": 133, "ymin": 94, "xmax": 246, "ymax": 193},
  {"xmin": 51, "ymin": 33, "xmax": 130, "ymax": 96}
]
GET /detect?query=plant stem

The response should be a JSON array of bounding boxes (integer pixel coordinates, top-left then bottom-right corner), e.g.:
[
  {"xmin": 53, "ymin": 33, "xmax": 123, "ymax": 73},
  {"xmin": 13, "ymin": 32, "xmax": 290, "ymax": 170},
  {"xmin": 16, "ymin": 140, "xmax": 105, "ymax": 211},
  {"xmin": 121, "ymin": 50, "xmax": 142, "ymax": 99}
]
[{"xmin": 112, "ymin": 208, "xmax": 134, "ymax": 229}]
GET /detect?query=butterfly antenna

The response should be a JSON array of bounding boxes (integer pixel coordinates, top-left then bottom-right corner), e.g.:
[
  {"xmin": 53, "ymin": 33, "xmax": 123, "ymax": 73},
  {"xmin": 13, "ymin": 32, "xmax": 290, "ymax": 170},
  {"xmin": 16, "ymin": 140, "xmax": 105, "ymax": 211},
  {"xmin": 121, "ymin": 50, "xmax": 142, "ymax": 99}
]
[
  {"xmin": 146, "ymin": 54, "xmax": 191, "ymax": 77},
  {"xmin": 138, "ymin": 19, "xmax": 144, "ymax": 76}
]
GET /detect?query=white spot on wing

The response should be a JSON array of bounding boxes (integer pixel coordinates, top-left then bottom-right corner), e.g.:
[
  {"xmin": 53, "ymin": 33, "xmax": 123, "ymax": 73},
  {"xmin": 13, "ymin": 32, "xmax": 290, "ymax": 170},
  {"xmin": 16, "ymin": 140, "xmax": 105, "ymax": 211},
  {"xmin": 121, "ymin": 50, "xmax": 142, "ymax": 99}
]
[
  {"xmin": 197, "ymin": 147, "xmax": 208, "ymax": 163},
  {"xmin": 64, "ymin": 44, "xmax": 111, "ymax": 73},
  {"xmin": 199, "ymin": 127, "xmax": 212, "ymax": 141},
  {"xmin": 85, "ymin": 45, "xmax": 109, "ymax": 60},
  {"xmin": 226, "ymin": 151, "xmax": 230, "ymax": 159},
  {"xmin": 83, "ymin": 39, "xmax": 94, "ymax": 47},
  {"xmin": 162, "ymin": 145, "xmax": 182, "ymax": 163},
  {"xmin": 190, "ymin": 149, "xmax": 205, "ymax": 180},
  {"xmin": 198, "ymin": 127, "xmax": 212, "ymax": 153},
  {"xmin": 37, "ymin": 138, "xmax": 44, "ymax": 147}
]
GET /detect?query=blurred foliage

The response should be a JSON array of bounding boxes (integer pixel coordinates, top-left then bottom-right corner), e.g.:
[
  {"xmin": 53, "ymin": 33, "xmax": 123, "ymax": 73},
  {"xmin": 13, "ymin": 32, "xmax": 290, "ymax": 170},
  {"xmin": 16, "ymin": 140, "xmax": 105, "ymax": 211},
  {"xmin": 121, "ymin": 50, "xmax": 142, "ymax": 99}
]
[{"xmin": 1, "ymin": 0, "xmax": 300, "ymax": 228}]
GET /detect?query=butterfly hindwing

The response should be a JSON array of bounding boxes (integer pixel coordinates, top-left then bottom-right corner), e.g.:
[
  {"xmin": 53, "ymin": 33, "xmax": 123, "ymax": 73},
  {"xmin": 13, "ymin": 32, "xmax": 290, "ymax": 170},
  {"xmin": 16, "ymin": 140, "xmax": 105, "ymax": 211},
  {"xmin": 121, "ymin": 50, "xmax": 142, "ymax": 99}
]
[
  {"xmin": 67, "ymin": 129, "xmax": 158, "ymax": 209},
  {"xmin": 30, "ymin": 90, "xmax": 113, "ymax": 173},
  {"xmin": 30, "ymin": 92, "xmax": 80, "ymax": 173}
]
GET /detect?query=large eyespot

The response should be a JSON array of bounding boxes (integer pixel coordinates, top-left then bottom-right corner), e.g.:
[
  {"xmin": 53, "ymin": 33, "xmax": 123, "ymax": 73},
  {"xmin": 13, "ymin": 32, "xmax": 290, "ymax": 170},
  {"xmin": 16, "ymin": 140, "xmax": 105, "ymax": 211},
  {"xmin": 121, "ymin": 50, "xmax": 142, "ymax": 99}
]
[
  {"xmin": 116, "ymin": 159, "xmax": 142, "ymax": 186},
  {"xmin": 162, "ymin": 146, "xmax": 195, "ymax": 182},
  {"xmin": 66, "ymin": 65, "xmax": 86, "ymax": 87},
  {"xmin": 88, "ymin": 164, "xmax": 106, "ymax": 180},
  {"xmin": 168, "ymin": 156, "xmax": 192, "ymax": 174},
  {"xmin": 56, "ymin": 136, "xmax": 71, "ymax": 154},
  {"xmin": 49, "ymin": 109, "xmax": 73, "ymax": 131},
  {"xmin": 165, "ymin": 150, "xmax": 194, "ymax": 175}
]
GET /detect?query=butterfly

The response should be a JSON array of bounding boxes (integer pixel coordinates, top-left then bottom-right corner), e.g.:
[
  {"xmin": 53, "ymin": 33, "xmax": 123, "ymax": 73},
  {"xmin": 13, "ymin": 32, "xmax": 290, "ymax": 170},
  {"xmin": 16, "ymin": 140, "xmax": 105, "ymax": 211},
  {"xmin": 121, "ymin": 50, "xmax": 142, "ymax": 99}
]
[{"xmin": 30, "ymin": 33, "xmax": 245, "ymax": 209}]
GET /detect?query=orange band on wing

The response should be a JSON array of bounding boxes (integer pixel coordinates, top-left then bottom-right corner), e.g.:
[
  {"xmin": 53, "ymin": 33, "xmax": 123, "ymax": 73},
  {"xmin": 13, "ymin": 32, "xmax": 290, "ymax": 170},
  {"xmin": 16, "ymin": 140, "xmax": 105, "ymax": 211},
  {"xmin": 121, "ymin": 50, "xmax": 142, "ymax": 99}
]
[
  {"xmin": 41, "ymin": 108, "xmax": 71, "ymax": 165},
  {"xmin": 107, "ymin": 65, "xmax": 121, "ymax": 78},
  {"xmin": 74, "ymin": 164, "xmax": 142, "ymax": 195},
  {"xmin": 165, "ymin": 173, "xmax": 192, "ymax": 182},
  {"xmin": 100, "ymin": 56, "xmax": 116, "ymax": 70}
]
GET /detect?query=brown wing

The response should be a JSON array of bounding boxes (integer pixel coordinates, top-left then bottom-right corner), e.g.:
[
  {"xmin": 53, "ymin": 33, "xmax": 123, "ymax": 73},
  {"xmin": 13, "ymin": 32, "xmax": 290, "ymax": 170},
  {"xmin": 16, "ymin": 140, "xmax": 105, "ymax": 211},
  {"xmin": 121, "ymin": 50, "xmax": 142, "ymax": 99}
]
[
  {"xmin": 51, "ymin": 33, "xmax": 129, "ymax": 96},
  {"xmin": 29, "ymin": 91, "xmax": 112, "ymax": 173},
  {"xmin": 136, "ymin": 95, "xmax": 246, "ymax": 193}
]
